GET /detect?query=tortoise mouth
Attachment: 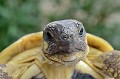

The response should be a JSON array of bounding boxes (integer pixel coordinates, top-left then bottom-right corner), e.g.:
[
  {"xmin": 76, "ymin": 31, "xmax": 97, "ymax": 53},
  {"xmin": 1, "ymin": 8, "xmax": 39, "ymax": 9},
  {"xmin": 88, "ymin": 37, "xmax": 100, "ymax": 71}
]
[
  {"xmin": 45, "ymin": 55, "xmax": 80, "ymax": 66},
  {"xmin": 44, "ymin": 51, "xmax": 87, "ymax": 66},
  {"xmin": 43, "ymin": 43, "xmax": 89, "ymax": 66}
]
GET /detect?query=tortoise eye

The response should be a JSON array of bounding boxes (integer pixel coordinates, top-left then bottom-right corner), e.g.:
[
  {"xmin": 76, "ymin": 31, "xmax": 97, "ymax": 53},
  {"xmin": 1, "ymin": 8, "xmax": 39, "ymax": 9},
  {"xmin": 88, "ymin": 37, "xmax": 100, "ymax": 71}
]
[
  {"xmin": 46, "ymin": 32, "xmax": 54, "ymax": 41},
  {"xmin": 79, "ymin": 28, "xmax": 84, "ymax": 36}
]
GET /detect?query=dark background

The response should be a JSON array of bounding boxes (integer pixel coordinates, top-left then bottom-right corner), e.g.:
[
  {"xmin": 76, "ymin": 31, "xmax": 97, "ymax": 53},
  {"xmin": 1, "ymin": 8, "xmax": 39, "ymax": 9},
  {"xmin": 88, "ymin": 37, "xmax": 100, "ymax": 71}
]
[{"xmin": 0, "ymin": 0, "xmax": 120, "ymax": 51}]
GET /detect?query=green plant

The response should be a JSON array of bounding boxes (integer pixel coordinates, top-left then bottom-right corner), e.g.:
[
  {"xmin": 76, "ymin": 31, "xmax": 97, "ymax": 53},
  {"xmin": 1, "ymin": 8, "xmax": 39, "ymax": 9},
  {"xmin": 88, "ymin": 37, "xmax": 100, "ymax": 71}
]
[{"xmin": 0, "ymin": 0, "xmax": 41, "ymax": 51}]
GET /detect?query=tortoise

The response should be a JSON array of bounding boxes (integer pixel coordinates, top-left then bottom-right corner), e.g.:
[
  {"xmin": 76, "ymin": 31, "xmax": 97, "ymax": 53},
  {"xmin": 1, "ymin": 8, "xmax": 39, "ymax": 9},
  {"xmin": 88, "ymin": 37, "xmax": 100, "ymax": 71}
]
[{"xmin": 0, "ymin": 19, "xmax": 114, "ymax": 79}]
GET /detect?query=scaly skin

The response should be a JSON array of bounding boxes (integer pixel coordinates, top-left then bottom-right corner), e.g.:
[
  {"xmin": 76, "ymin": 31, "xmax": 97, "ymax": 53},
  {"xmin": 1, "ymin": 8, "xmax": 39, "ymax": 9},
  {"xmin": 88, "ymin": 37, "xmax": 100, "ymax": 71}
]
[
  {"xmin": 0, "ymin": 64, "xmax": 12, "ymax": 79},
  {"xmin": 93, "ymin": 50, "xmax": 120, "ymax": 79}
]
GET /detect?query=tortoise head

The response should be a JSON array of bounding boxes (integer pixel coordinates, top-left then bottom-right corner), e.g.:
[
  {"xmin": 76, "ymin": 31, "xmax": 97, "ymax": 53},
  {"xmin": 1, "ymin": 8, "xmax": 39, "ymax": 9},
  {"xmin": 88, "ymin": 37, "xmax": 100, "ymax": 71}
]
[{"xmin": 42, "ymin": 19, "xmax": 89, "ymax": 66}]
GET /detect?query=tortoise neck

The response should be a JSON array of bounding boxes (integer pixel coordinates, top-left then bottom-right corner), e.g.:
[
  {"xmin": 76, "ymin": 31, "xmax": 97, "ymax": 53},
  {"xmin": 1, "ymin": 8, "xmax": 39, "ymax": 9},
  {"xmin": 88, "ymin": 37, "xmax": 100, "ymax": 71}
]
[
  {"xmin": 36, "ymin": 54, "xmax": 75, "ymax": 79},
  {"xmin": 40, "ymin": 62, "xmax": 74, "ymax": 79}
]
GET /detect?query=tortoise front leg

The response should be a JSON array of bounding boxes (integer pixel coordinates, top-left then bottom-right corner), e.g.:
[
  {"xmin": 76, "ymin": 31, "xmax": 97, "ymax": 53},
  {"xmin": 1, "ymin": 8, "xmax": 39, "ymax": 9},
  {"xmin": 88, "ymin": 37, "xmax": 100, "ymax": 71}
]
[
  {"xmin": 92, "ymin": 50, "xmax": 120, "ymax": 79},
  {"xmin": 0, "ymin": 64, "xmax": 28, "ymax": 79},
  {"xmin": 20, "ymin": 64, "xmax": 46, "ymax": 79},
  {"xmin": 0, "ymin": 64, "xmax": 12, "ymax": 79},
  {"xmin": 0, "ymin": 63, "xmax": 44, "ymax": 79}
]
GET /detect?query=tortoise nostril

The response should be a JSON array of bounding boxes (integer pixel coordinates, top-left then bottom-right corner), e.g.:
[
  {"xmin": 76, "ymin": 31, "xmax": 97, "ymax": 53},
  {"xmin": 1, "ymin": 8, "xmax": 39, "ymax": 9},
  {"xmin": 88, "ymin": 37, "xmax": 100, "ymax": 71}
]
[
  {"xmin": 62, "ymin": 34, "xmax": 73, "ymax": 40},
  {"xmin": 59, "ymin": 46, "xmax": 63, "ymax": 50},
  {"xmin": 69, "ymin": 35, "xmax": 73, "ymax": 38},
  {"xmin": 62, "ymin": 34, "xmax": 68, "ymax": 40}
]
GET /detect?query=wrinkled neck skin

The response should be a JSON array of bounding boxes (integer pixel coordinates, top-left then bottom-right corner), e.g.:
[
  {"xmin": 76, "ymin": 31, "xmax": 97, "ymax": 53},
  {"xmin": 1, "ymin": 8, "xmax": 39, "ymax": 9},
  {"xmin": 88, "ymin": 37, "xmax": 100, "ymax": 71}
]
[
  {"xmin": 41, "ymin": 63, "xmax": 74, "ymax": 79},
  {"xmin": 36, "ymin": 51, "xmax": 75, "ymax": 79}
]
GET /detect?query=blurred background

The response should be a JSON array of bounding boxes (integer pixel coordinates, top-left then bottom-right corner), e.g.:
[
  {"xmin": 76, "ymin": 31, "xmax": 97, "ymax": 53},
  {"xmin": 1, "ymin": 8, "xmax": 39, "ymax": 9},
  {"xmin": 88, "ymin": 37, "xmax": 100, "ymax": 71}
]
[{"xmin": 0, "ymin": 0, "xmax": 120, "ymax": 51}]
